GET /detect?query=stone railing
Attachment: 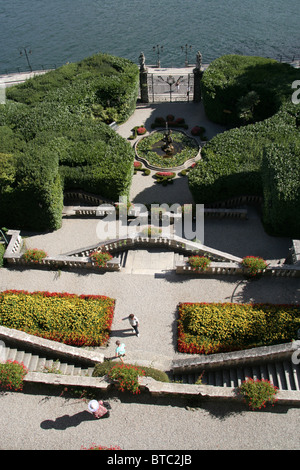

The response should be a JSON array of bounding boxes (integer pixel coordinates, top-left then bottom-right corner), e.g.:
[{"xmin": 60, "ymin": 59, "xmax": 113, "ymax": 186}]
[
  {"xmin": 3, "ymin": 230, "xmax": 120, "ymax": 272},
  {"xmin": 176, "ymin": 260, "xmax": 300, "ymax": 277},
  {"xmin": 171, "ymin": 341, "xmax": 300, "ymax": 372},
  {"xmin": 65, "ymin": 234, "xmax": 243, "ymax": 264},
  {"xmin": 0, "ymin": 325, "xmax": 104, "ymax": 365},
  {"xmin": 69, "ymin": 205, "xmax": 248, "ymax": 220}
]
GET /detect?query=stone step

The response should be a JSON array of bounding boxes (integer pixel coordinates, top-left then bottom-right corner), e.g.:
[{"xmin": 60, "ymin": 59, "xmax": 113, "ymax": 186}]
[
  {"xmin": 171, "ymin": 359, "xmax": 300, "ymax": 391},
  {"xmin": 3, "ymin": 345, "xmax": 94, "ymax": 377}
]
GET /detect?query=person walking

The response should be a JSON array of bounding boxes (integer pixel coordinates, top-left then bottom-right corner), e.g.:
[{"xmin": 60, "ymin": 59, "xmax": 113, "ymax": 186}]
[
  {"xmin": 122, "ymin": 314, "xmax": 140, "ymax": 337},
  {"xmin": 87, "ymin": 400, "xmax": 110, "ymax": 419},
  {"xmin": 115, "ymin": 340, "xmax": 126, "ymax": 362}
]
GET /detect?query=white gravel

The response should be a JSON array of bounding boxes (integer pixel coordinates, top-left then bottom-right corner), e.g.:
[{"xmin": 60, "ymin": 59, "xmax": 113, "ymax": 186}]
[{"xmin": 0, "ymin": 390, "xmax": 299, "ymax": 450}]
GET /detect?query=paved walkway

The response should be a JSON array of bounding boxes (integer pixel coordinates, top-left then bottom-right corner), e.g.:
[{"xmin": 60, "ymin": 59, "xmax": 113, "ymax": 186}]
[{"xmin": 1, "ymin": 102, "xmax": 299, "ymax": 450}]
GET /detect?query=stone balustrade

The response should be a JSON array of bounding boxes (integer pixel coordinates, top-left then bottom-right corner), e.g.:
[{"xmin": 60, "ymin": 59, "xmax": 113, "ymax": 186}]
[{"xmin": 71, "ymin": 205, "xmax": 248, "ymax": 220}]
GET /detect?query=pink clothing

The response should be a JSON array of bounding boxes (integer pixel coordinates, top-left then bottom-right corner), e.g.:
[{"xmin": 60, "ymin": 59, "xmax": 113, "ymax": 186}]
[{"xmin": 93, "ymin": 401, "xmax": 108, "ymax": 418}]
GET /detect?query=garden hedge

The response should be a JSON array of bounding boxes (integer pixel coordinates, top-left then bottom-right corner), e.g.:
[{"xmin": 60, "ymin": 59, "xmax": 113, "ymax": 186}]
[
  {"xmin": 189, "ymin": 55, "xmax": 300, "ymax": 236},
  {"xmin": 0, "ymin": 53, "xmax": 138, "ymax": 230},
  {"xmin": 0, "ymin": 290, "xmax": 115, "ymax": 347},
  {"xmin": 178, "ymin": 302, "xmax": 300, "ymax": 355},
  {"xmin": 200, "ymin": 55, "xmax": 299, "ymax": 126},
  {"xmin": 261, "ymin": 141, "xmax": 300, "ymax": 237}
]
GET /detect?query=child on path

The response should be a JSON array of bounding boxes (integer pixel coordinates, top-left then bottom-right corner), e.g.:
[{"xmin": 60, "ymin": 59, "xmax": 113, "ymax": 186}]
[
  {"xmin": 122, "ymin": 314, "xmax": 140, "ymax": 337},
  {"xmin": 115, "ymin": 340, "xmax": 126, "ymax": 362},
  {"xmin": 87, "ymin": 400, "xmax": 110, "ymax": 419}
]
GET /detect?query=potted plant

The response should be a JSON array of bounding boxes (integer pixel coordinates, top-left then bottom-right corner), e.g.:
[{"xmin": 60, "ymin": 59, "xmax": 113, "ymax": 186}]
[
  {"xmin": 242, "ymin": 256, "xmax": 267, "ymax": 278},
  {"xmin": 188, "ymin": 255, "xmax": 211, "ymax": 272},
  {"xmin": 90, "ymin": 251, "xmax": 113, "ymax": 268},
  {"xmin": 238, "ymin": 377, "xmax": 278, "ymax": 410},
  {"xmin": 108, "ymin": 364, "xmax": 145, "ymax": 394},
  {"xmin": 23, "ymin": 248, "xmax": 47, "ymax": 264}
]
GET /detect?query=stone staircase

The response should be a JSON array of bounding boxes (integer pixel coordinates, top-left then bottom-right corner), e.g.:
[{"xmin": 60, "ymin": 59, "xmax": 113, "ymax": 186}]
[
  {"xmin": 113, "ymin": 249, "xmax": 185, "ymax": 273},
  {"xmin": 170, "ymin": 358, "xmax": 300, "ymax": 391},
  {"xmin": 2, "ymin": 342, "xmax": 95, "ymax": 378}
]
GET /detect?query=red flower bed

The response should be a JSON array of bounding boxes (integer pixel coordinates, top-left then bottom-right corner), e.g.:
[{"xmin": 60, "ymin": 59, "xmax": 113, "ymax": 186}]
[
  {"xmin": 137, "ymin": 126, "xmax": 146, "ymax": 135},
  {"xmin": 155, "ymin": 172, "xmax": 175, "ymax": 177}
]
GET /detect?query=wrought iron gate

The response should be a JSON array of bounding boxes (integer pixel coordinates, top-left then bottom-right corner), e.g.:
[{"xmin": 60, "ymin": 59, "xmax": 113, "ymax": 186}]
[{"xmin": 147, "ymin": 72, "xmax": 194, "ymax": 103}]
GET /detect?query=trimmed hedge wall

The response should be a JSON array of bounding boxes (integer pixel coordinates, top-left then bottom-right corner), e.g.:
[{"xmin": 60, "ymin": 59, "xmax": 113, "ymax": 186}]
[
  {"xmin": 201, "ymin": 54, "xmax": 298, "ymax": 126},
  {"xmin": 0, "ymin": 53, "xmax": 138, "ymax": 231},
  {"xmin": 262, "ymin": 141, "xmax": 300, "ymax": 238},
  {"xmin": 189, "ymin": 55, "xmax": 300, "ymax": 236}
]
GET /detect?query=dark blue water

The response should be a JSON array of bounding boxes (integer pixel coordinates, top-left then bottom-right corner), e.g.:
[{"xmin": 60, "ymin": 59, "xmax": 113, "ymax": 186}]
[{"xmin": 1, "ymin": 0, "xmax": 299, "ymax": 73}]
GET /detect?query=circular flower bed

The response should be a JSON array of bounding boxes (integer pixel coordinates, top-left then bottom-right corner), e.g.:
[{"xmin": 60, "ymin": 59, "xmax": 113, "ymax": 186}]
[{"xmin": 136, "ymin": 130, "xmax": 199, "ymax": 169}]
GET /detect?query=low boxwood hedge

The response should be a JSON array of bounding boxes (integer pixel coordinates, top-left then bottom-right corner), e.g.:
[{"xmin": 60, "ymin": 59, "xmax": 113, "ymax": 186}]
[{"xmin": 93, "ymin": 360, "xmax": 170, "ymax": 383}]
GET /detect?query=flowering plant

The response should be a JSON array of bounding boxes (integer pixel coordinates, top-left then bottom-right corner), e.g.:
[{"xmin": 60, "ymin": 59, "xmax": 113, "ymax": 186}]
[
  {"xmin": 81, "ymin": 444, "xmax": 122, "ymax": 450},
  {"xmin": 242, "ymin": 256, "xmax": 267, "ymax": 277},
  {"xmin": 177, "ymin": 302, "xmax": 300, "ymax": 355},
  {"xmin": 108, "ymin": 364, "xmax": 145, "ymax": 394},
  {"xmin": 23, "ymin": 248, "xmax": 47, "ymax": 263},
  {"xmin": 90, "ymin": 251, "xmax": 113, "ymax": 268},
  {"xmin": 0, "ymin": 360, "xmax": 28, "ymax": 391},
  {"xmin": 137, "ymin": 126, "xmax": 146, "ymax": 135},
  {"xmin": 155, "ymin": 172, "xmax": 176, "ymax": 178},
  {"xmin": 0, "ymin": 290, "xmax": 115, "ymax": 347},
  {"xmin": 188, "ymin": 255, "xmax": 211, "ymax": 271},
  {"xmin": 191, "ymin": 125, "xmax": 205, "ymax": 136},
  {"xmin": 134, "ymin": 161, "xmax": 142, "ymax": 168},
  {"xmin": 238, "ymin": 377, "xmax": 278, "ymax": 410}
]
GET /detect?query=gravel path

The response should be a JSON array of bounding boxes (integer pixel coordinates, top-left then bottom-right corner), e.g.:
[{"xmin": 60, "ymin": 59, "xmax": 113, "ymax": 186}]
[{"xmin": 1, "ymin": 390, "xmax": 299, "ymax": 450}]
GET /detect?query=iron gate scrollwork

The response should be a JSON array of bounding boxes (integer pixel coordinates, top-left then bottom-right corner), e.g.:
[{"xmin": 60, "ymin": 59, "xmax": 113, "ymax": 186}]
[{"xmin": 147, "ymin": 72, "xmax": 194, "ymax": 103}]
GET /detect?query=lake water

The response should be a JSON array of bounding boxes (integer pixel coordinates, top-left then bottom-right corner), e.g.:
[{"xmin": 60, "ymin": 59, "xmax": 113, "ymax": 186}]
[{"xmin": 1, "ymin": 0, "xmax": 299, "ymax": 73}]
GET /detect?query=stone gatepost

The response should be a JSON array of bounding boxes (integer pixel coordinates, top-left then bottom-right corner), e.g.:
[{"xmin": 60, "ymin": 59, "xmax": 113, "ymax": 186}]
[
  {"xmin": 139, "ymin": 52, "xmax": 149, "ymax": 103},
  {"xmin": 193, "ymin": 51, "xmax": 203, "ymax": 102}
]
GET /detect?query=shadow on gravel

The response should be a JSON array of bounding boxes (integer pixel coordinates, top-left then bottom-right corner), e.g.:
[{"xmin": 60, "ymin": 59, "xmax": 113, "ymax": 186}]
[{"xmin": 40, "ymin": 410, "xmax": 96, "ymax": 430}]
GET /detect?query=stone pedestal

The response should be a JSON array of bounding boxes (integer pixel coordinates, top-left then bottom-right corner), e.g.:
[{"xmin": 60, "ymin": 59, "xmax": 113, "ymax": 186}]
[
  {"xmin": 139, "ymin": 69, "xmax": 149, "ymax": 103},
  {"xmin": 193, "ymin": 68, "xmax": 203, "ymax": 102}
]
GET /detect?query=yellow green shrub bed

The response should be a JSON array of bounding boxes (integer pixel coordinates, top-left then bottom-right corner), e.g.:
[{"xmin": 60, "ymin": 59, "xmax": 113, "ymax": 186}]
[
  {"xmin": 0, "ymin": 290, "xmax": 115, "ymax": 346},
  {"xmin": 178, "ymin": 302, "xmax": 300, "ymax": 354}
]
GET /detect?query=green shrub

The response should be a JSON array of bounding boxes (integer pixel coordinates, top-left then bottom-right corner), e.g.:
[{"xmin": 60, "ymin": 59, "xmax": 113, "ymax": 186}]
[
  {"xmin": 188, "ymin": 256, "xmax": 211, "ymax": 271},
  {"xmin": 0, "ymin": 360, "xmax": 28, "ymax": 391},
  {"xmin": 0, "ymin": 53, "xmax": 138, "ymax": 231},
  {"xmin": 242, "ymin": 256, "xmax": 268, "ymax": 278},
  {"xmin": 201, "ymin": 55, "xmax": 299, "ymax": 125},
  {"xmin": 90, "ymin": 251, "xmax": 113, "ymax": 267},
  {"xmin": 261, "ymin": 141, "xmax": 300, "ymax": 238},
  {"xmin": 93, "ymin": 360, "xmax": 170, "ymax": 383},
  {"xmin": 0, "ymin": 244, "xmax": 5, "ymax": 268},
  {"xmin": 23, "ymin": 249, "xmax": 47, "ymax": 263},
  {"xmin": 178, "ymin": 302, "xmax": 300, "ymax": 355},
  {"xmin": 107, "ymin": 364, "xmax": 145, "ymax": 394},
  {"xmin": 238, "ymin": 377, "xmax": 278, "ymax": 410},
  {"xmin": 189, "ymin": 98, "xmax": 300, "ymax": 209},
  {"xmin": 0, "ymin": 290, "xmax": 115, "ymax": 347}
]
